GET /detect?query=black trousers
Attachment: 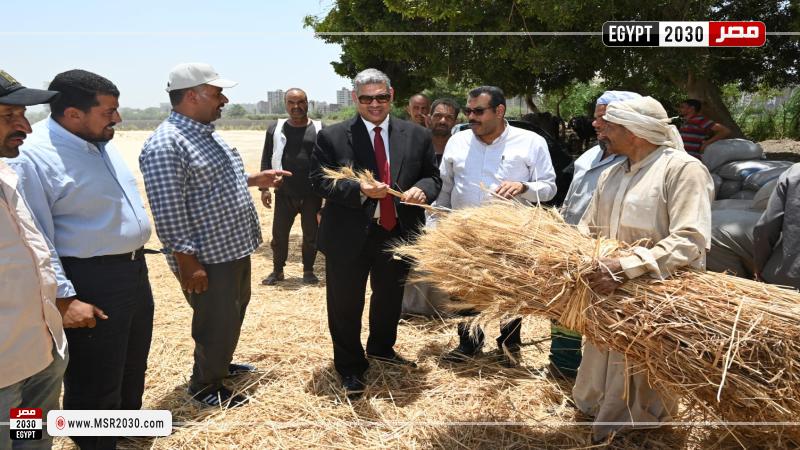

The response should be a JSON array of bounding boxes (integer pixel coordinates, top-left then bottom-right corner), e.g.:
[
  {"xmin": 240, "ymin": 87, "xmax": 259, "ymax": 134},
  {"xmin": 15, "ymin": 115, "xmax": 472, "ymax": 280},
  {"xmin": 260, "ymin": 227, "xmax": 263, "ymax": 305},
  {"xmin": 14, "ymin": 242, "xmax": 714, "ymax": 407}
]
[
  {"xmin": 325, "ymin": 224, "xmax": 410, "ymax": 377},
  {"xmin": 61, "ymin": 255, "xmax": 154, "ymax": 450},
  {"xmin": 271, "ymin": 192, "xmax": 322, "ymax": 272},
  {"xmin": 182, "ymin": 257, "xmax": 251, "ymax": 394}
]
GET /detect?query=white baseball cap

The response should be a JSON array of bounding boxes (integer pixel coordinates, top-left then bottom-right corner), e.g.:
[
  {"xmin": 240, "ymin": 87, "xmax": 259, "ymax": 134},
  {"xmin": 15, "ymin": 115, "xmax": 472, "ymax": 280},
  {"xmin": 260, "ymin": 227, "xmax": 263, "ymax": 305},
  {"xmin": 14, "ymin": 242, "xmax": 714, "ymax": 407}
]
[{"xmin": 165, "ymin": 63, "xmax": 238, "ymax": 92}]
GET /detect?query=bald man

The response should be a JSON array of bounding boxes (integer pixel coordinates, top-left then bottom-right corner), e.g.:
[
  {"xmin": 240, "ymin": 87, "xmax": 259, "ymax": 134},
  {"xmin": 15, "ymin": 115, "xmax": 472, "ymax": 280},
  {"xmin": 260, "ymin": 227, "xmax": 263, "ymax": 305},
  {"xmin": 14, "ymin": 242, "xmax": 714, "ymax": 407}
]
[{"xmin": 260, "ymin": 88, "xmax": 323, "ymax": 286}]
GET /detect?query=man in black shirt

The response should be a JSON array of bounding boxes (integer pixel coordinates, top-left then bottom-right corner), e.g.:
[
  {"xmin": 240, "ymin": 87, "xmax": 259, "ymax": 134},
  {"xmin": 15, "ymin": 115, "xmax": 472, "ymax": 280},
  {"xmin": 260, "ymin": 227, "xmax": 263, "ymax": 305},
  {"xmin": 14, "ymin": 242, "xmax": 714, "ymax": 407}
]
[{"xmin": 260, "ymin": 88, "xmax": 323, "ymax": 285}]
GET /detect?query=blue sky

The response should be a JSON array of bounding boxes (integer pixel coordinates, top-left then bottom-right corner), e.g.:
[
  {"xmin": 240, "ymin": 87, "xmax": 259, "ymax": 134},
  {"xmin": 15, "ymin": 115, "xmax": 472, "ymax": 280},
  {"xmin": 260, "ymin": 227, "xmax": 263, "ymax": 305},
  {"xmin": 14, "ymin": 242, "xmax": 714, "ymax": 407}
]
[{"xmin": 4, "ymin": 0, "xmax": 351, "ymax": 108}]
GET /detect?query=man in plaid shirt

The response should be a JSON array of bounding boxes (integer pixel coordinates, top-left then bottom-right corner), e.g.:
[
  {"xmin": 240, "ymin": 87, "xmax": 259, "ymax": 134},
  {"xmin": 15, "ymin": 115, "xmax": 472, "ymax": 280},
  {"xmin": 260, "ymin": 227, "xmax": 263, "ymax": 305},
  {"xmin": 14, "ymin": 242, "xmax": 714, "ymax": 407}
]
[{"xmin": 140, "ymin": 63, "xmax": 290, "ymax": 408}]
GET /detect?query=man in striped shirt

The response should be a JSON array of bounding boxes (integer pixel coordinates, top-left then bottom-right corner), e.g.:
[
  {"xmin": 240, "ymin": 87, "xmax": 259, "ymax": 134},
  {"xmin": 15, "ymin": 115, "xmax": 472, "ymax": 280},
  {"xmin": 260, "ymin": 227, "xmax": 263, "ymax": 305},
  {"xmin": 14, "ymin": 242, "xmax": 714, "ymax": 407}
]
[{"xmin": 678, "ymin": 99, "xmax": 730, "ymax": 158}]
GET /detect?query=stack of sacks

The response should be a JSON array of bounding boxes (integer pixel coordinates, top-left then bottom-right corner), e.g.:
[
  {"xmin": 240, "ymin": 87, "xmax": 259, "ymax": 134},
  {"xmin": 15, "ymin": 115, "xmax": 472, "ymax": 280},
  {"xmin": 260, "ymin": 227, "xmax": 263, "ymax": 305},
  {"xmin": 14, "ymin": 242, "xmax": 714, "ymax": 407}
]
[
  {"xmin": 707, "ymin": 208, "xmax": 762, "ymax": 278},
  {"xmin": 702, "ymin": 139, "xmax": 792, "ymax": 200},
  {"xmin": 715, "ymin": 159, "xmax": 792, "ymax": 199},
  {"xmin": 708, "ymin": 178, "xmax": 779, "ymax": 279}
]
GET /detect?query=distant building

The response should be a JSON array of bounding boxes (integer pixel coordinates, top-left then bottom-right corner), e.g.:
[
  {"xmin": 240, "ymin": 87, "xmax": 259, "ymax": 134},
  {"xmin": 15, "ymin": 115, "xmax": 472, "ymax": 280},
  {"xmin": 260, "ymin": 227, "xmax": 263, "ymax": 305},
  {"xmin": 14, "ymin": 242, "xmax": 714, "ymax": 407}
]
[
  {"xmin": 256, "ymin": 100, "xmax": 269, "ymax": 114},
  {"xmin": 328, "ymin": 103, "xmax": 342, "ymax": 113},
  {"xmin": 267, "ymin": 89, "xmax": 285, "ymax": 114},
  {"xmin": 309, "ymin": 100, "xmax": 330, "ymax": 115},
  {"xmin": 336, "ymin": 87, "xmax": 353, "ymax": 107}
]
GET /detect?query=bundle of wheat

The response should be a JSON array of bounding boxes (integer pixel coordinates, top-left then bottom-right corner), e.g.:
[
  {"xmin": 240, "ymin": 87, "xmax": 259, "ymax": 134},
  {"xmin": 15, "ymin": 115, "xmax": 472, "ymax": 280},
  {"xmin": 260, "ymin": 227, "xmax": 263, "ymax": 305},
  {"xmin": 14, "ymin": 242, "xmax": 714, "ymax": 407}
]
[
  {"xmin": 322, "ymin": 166, "xmax": 404, "ymax": 197},
  {"xmin": 394, "ymin": 200, "xmax": 800, "ymax": 440}
]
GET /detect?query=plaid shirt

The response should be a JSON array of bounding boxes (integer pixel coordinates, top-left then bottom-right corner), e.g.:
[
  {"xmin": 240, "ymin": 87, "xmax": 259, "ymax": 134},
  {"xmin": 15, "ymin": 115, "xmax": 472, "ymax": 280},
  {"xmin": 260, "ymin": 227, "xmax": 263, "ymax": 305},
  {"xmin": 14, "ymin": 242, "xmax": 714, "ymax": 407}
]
[{"xmin": 139, "ymin": 111, "xmax": 262, "ymax": 272}]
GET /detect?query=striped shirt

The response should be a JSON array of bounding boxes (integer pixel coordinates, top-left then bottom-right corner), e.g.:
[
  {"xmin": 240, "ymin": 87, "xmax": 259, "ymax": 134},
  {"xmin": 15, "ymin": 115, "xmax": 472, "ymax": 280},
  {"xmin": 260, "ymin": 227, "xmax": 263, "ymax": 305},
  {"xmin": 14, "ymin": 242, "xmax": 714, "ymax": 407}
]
[
  {"xmin": 139, "ymin": 111, "xmax": 262, "ymax": 272},
  {"xmin": 679, "ymin": 114, "xmax": 715, "ymax": 153}
]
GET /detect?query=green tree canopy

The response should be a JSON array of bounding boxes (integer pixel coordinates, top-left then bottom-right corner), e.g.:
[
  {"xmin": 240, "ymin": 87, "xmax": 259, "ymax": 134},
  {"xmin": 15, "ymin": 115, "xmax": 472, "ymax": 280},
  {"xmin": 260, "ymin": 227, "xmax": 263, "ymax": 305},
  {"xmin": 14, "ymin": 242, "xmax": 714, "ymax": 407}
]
[
  {"xmin": 225, "ymin": 104, "xmax": 248, "ymax": 118},
  {"xmin": 306, "ymin": 0, "xmax": 799, "ymax": 135}
]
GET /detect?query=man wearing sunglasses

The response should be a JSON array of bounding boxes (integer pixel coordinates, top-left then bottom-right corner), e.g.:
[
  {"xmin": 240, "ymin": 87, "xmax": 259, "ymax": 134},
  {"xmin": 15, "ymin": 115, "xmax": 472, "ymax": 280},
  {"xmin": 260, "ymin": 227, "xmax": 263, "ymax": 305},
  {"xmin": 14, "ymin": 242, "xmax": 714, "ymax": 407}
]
[
  {"xmin": 310, "ymin": 68, "xmax": 441, "ymax": 398},
  {"xmin": 436, "ymin": 86, "xmax": 556, "ymax": 367}
]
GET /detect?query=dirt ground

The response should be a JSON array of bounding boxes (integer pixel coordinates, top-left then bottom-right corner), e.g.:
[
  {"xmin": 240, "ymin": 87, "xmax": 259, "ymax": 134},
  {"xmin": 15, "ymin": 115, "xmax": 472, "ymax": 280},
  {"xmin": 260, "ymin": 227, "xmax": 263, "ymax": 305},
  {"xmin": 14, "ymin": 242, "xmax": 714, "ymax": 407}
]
[
  {"xmin": 759, "ymin": 139, "xmax": 800, "ymax": 155},
  {"xmin": 51, "ymin": 130, "xmax": 795, "ymax": 449},
  {"xmin": 760, "ymin": 139, "xmax": 800, "ymax": 163}
]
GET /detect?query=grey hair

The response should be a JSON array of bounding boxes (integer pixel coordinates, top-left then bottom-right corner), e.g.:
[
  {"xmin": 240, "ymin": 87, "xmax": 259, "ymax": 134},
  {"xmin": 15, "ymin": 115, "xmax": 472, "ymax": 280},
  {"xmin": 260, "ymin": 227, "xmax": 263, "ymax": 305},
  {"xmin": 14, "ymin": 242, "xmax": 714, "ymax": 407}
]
[{"xmin": 352, "ymin": 68, "xmax": 391, "ymax": 94}]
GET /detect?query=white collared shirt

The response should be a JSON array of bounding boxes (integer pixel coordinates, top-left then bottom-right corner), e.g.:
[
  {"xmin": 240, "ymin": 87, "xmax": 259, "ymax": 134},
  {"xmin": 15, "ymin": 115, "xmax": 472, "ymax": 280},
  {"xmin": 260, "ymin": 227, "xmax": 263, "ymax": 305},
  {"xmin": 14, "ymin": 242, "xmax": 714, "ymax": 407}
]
[
  {"xmin": 360, "ymin": 115, "xmax": 391, "ymax": 165},
  {"xmin": 360, "ymin": 115, "xmax": 394, "ymax": 219},
  {"xmin": 435, "ymin": 122, "xmax": 557, "ymax": 210}
]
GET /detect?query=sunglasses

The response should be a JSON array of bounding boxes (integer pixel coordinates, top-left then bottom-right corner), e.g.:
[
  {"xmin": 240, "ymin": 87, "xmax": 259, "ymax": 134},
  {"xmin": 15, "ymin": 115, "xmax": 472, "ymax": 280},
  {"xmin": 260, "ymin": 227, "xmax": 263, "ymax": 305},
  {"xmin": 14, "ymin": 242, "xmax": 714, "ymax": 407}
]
[
  {"xmin": 357, "ymin": 93, "xmax": 392, "ymax": 105},
  {"xmin": 463, "ymin": 106, "xmax": 493, "ymax": 116}
]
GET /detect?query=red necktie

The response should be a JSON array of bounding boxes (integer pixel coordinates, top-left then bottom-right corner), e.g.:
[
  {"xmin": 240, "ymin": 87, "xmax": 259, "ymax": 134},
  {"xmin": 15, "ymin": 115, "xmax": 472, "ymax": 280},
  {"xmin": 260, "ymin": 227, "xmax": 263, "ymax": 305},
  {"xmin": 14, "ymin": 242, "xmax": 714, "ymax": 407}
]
[{"xmin": 372, "ymin": 126, "xmax": 396, "ymax": 231}]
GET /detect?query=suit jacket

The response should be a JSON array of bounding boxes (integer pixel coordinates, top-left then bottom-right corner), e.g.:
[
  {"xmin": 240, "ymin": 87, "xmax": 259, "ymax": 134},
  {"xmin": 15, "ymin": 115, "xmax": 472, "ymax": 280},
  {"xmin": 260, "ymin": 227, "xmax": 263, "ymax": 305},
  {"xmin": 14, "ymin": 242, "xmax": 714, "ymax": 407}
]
[{"xmin": 310, "ymin": 115, "xmax": 441, "ymax": 260}]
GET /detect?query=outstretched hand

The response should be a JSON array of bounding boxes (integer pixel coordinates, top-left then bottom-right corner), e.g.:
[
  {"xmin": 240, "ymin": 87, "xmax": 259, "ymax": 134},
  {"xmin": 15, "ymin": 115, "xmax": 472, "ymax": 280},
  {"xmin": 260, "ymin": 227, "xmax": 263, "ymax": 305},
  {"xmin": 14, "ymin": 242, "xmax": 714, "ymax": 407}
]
[{"xmin": 249, "ymin": 169, "xmax": 292, "ymax": 189}]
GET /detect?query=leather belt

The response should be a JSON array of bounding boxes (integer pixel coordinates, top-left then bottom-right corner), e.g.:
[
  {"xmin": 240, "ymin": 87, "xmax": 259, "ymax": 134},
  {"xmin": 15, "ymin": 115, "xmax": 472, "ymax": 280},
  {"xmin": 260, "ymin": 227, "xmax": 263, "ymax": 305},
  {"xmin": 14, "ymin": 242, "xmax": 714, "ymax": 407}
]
[{"xmin": 61, "ymin": 247, "xmax": 157, "ymax": 263}]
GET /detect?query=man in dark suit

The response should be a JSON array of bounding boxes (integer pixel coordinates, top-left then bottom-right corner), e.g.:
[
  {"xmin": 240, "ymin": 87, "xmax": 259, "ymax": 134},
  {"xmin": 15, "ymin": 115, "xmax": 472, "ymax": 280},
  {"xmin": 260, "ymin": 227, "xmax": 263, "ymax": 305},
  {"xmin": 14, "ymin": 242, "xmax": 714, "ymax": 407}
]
[{"xmin": 310, "ymin": 68, "xmax": 441, "ymax": 398}]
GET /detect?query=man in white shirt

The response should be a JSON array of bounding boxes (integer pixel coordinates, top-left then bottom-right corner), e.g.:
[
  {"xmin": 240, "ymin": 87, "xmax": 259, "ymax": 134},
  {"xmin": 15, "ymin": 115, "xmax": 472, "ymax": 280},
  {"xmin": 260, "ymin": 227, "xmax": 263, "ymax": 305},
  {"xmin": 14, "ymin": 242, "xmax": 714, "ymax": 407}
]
[
  {"xmin": 436, "ymin": 86, "xmax": 556, "ymax": 366},
  {"xmin": 0, "ymin": 70, "xmax": 67, "ymax": 450}
]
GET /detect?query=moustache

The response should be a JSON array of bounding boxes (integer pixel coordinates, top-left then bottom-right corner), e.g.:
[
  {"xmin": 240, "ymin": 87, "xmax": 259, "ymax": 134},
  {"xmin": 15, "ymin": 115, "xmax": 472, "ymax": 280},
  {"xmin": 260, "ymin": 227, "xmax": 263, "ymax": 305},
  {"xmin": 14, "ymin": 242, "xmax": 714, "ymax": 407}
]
[
  {"xmin": 7, "ymin": 131, "xmax": 26, "ymax": 140},
  {"xmin": 469, "ymin": 120, "xmax": 481, "ymax": 125}
]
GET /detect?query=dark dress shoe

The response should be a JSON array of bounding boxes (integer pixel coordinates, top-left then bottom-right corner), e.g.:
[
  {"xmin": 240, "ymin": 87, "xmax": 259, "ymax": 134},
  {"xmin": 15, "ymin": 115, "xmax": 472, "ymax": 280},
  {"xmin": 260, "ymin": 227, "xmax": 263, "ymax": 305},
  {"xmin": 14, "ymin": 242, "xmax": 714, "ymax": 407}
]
[
  {"xmin": 261, "ymin": 271, "xmax": 284, "ymax": 286},
  {"xmin": 442, "ymin": 343, "xmax": 483, "ymax": 363},
  {"xmin": 228, "ymin": 362, "xmax": 257, "ymax": 376},
  {"xmin": 367, "ymin": 352, "xmax": 417, "ymax": 368},
  {"xmin": 302, "ymin": 271, "xmax": 319, "ymax": 284},
  {"xmin": 341, "ymin": 374, "xmax": 365, "ymax": 399}
]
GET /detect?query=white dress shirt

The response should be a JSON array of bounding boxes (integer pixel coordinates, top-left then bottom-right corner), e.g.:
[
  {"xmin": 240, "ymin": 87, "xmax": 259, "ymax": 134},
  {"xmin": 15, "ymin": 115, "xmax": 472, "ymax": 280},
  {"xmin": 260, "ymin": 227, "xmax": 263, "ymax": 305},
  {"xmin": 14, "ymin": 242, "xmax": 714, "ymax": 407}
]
[
  {"xmin": 435, "ymin": 122, "xmax": 556, "ymax": 210},
  {"xmin": 360, "ymin": 115, "xmax": 394, "ymax": 219}
]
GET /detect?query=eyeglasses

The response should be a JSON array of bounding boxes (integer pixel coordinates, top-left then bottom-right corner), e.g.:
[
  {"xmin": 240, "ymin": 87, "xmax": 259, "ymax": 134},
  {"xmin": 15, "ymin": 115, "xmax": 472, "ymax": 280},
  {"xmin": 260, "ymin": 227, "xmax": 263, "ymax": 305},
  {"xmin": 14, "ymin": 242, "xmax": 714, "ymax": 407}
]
[
  {"xmin": 463, "ymin": 107, "xmax": 493, "ymax": 116},
  {"xmin": 357, "ymin": 93, "xmax": 392, "ymax": 105}
]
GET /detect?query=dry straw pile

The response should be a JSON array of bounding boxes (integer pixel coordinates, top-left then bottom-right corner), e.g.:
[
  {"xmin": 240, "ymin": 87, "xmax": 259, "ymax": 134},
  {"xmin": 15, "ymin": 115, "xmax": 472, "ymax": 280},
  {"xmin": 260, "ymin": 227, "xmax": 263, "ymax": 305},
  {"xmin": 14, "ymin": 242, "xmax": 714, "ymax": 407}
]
[{"xmin": 395, "ymin": 200, "xmax": 800, "ymax": 442}]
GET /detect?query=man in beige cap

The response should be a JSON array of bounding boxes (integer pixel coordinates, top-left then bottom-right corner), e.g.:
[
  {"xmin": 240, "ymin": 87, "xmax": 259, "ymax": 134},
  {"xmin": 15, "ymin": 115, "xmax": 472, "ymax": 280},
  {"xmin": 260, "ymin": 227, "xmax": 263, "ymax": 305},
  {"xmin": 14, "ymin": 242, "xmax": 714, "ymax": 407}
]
[
  {"xmin": 575, "ymin": 96, "xmax": 713, "ymax": 443},
  {"xmin": 140, "ymin": 63, "xmax": 290, "ymax": 408},
  {"xmin": 0, "ymin": 70, "xmax": 66, "ymax": 450}
]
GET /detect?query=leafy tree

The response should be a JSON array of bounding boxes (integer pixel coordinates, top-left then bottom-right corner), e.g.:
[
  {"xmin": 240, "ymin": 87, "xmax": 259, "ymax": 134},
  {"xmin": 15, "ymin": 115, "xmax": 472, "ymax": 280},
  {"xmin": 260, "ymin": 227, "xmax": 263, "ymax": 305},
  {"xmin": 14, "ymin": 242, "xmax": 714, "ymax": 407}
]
[
  {"xmin": 225, "ymin": 104, "xmax": 248, "ymax": 118},
  {"xmin": 307, "ymin": 0, "xmax": 799, "ymax": 136}
]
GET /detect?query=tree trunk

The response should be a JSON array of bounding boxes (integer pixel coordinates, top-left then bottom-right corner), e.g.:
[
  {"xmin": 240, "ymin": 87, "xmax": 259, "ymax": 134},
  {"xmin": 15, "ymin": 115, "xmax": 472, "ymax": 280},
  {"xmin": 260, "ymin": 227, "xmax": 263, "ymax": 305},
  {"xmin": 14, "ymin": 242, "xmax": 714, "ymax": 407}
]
[
  {"xmin": 524, "ymin": 94, "xmax": 539, "ymax": 113},
  {"xmin": 685, "ymin": 73, "xmax": 744, "ymax": 138}
]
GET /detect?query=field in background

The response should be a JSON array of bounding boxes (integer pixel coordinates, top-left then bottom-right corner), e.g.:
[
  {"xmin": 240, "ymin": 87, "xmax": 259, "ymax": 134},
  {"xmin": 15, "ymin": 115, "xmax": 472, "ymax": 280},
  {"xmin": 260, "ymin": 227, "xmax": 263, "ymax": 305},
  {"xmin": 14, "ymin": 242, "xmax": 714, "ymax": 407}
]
[{"xmin": 50, "ymin": 130, "xmax": 794, "ymax": 449}]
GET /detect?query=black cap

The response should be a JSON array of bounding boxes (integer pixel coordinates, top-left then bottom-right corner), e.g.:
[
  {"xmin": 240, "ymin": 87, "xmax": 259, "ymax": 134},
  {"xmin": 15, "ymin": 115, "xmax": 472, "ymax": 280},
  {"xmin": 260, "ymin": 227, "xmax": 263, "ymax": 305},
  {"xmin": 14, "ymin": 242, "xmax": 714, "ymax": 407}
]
[{"xmin": 0, "ymin": 70, "xmax": 59, "ymax": 106}]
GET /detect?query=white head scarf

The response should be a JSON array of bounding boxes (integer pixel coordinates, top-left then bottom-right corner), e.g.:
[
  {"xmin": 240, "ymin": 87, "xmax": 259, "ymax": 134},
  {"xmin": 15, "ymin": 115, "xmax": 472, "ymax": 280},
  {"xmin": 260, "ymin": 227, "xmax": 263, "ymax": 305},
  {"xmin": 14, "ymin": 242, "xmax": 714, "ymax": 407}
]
[
  {"xmin": 603, "ymin": 96, "xmax": 685, "ymax": 151},
  {"xmin": 596, "ymin": 90, "xmax": 641, "ymax": 106}
]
